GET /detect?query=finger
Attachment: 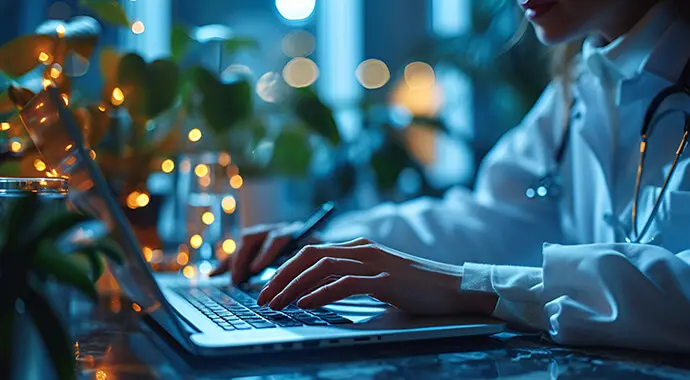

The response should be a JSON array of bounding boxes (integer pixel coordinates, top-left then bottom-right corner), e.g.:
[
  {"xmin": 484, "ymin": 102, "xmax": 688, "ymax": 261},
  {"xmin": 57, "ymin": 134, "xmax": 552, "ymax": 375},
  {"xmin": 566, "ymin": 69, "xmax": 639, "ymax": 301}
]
[
  {"xmin": 263, "ymin": 245, "xmax": 368, "ymax": 301},
  {"xmin": 209, "ymin": 255, "xmax": 233, "ymax": 277},
  {"xmin": 325, "ymin": 237, "xmax": 374, "ymax": 248},
  {"xmin": 231, "ymin": 224, "xmax": 284, "ymax": 284},
  {"xmin": 249, "ymin": 226, "xmax": 296, "ymax": 273},
  {"xmin": 262, "ymin": 258, "xmax": 376, "ymax": 309},
  {"xmin": 296, "ymin": 274, "xmax": 387, "ymax": 309}
]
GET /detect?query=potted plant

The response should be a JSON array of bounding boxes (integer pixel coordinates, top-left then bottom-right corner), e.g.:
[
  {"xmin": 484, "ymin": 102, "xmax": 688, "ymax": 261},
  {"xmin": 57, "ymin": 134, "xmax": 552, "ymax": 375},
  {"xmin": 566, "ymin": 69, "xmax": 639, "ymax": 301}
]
[{"xmin": 0, "ymin": 193, "xmax": 124, "ymax": 380}]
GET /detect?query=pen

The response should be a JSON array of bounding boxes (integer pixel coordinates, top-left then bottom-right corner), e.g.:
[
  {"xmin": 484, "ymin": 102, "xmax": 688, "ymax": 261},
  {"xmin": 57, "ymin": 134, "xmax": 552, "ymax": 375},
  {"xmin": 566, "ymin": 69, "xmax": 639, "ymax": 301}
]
[{"xmin": 240, "ymin": 201, "xmax": 337, "ymax": 285}]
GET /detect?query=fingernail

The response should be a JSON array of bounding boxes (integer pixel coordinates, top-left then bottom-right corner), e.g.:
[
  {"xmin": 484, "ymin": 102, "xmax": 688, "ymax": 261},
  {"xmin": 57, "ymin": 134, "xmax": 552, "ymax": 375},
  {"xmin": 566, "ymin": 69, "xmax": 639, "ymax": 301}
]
[{"xmin": 296, "ymin": 297, "xmax": 310, "ymax": 309}]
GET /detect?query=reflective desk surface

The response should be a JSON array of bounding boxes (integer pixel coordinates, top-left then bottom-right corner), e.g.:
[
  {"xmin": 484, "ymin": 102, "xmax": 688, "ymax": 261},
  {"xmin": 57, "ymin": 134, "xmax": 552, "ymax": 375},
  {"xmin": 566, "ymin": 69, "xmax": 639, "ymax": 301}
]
[{"xmin": 75, "ymin": 295, "xmax": 690, "ymax": 380}]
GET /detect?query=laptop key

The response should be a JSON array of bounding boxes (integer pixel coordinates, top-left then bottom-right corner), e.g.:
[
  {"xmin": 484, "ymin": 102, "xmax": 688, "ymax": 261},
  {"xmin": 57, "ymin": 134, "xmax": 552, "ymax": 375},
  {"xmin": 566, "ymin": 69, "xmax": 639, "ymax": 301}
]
[
  {"xmin": 232, "ymin": 323, "xmax": 252, "ymax": 330},
  {"xmin": 275, "ymin": 320, "xmax": 303, "ymax": 327},
  {"xmin": 248, "ymin": 321, "xmax": 276, "ymax": 329},
  {"xmin": 218, "ymin": 323, "xmax": 235, "ymax": 330}
]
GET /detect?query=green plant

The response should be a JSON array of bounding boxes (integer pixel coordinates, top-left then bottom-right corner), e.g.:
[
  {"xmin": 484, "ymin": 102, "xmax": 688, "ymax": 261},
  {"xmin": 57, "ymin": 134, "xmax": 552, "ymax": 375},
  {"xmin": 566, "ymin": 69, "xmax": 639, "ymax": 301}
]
[{"xmin": 0, "ymin": 193, "xmax": 124, "ymax": 379}]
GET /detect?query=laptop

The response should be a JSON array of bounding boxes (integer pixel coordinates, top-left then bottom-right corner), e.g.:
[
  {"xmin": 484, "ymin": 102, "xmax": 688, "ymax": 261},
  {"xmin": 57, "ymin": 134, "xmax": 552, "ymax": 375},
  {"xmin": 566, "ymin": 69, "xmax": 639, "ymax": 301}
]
[{"xmin": 20, "ymin": 87, "xmax": 505, "ymax": 356}]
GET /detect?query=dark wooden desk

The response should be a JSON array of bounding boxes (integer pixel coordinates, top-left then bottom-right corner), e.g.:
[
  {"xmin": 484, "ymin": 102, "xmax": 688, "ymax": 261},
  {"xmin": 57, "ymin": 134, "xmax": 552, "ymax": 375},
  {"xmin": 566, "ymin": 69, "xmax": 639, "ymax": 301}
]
[{"xmin": 74, "ymin": 296, "xmax": 690, "ymax": 379}]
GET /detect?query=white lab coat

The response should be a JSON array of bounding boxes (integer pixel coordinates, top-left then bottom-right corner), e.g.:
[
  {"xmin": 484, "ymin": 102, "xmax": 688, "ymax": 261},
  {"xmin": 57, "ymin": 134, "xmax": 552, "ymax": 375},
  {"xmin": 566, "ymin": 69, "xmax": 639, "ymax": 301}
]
[{"xmin": 322, "ymin": 3, "xmax": 690, "ymax": 352}]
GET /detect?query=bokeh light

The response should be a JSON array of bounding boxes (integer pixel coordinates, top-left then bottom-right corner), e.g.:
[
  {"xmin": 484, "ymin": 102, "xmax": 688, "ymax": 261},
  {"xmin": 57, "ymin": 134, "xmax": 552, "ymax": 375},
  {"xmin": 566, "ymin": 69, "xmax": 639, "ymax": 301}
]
[
  {"xmin": 126, "ymin": 191, "xmax": 140, "ymax": 209},
  {"xmin": 275, "ymin": 0, "xmax": 316, "ymax": 21},
  {"xmin": 177, "ymin": 252, "xmax": 189, "ymax": 266},
  {"xmin": 229, "ymin": 175, "xmax": 243, "ymax": 189},
  {"xmin": 282, "ymin": 30, "xmax": 315, "ymax": 57},
  {"xmin": 190, "ymin": 234, "xmax": 203, "ymax": 249},
  {"xmin": 194, "ymin": 164, "xmax": 209, "ymax": 178},
  {"xmin": 188, "ymin": 128, "xmax": 202, "ymax": 142},
  {"xmin": 404, "ymin": 62, "xmax": 436, "ymax": 90},
  {"xmin": 143, "ymin": 247, "xmax": 153, "ymax": 262},
  {"xmin": 202, "ymin": 212, "xmax": 215, "ymax": 225},
  {"xmin": 256, "ymin": 72, "xmax": 285, "ymax": 103},
  {"xmin": 356, "ymin": 59, "xmax": 391, "ymax": 89},
  {"xmin": 198, "ymin": 176, "xmax": 211, "ymax": 188},
  {"xmin": 9, "ymin": 140, "xmax": 22, "ymax": 153},
  {"xmin": 161, "ymin": 159, "xmax": 175, "ymax": 173},
  {"xmin": 183, "ymin": 265, "xmax": 196, "ymax": 279},
  {"xmin": 218, "ymin": 152, "xmax": 231, "ymax": 167},
  {"xmin": 222, "ymin": 196, "xmax": 237, "ymax": 214},
  {"xmin": 49, "ymin": 64, "xmax": 63, "ymax": 79},
  {"xmin": 136, "ymin": 192, "xmax": 150, "ymax": 208},
  {"xmin": 1, "ymin": 122, "xmax": 10, "ymax": 131},
  {"xmin": 61, "ymin": 93, "xmax": 69, "ymax": 106},
  {"xmin": 282, "ymin": 57, "xmax": 319, "ymax": 88},
  {"xmin": 38, "ymin": 52, "xmax": 50, "ymax": 63},
  {"xmin": 222, "ymin": 239, "xmax": 237, "ymax": 254},
  {"xmin": 34, "ymin": 159, "xmax": 47, "ymax": 172},
  {"xmin": 131, "ymin": 21, "xmax": 145, "ymax": 34}
]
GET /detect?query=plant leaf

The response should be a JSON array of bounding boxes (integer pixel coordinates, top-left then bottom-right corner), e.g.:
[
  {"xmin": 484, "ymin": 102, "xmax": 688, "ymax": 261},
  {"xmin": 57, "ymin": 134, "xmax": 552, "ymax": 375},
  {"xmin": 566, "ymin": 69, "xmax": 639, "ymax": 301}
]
[
  {"xmin": 33, "ymin": 245, "xmax": 99, "ymax": 301},
  {"xmin": 371, "ymin": 139, "xmax": 414, "ymax": 190},
  {"xmin": 73, "ymin": 251, "xmax": 105, "ymax": 281},
  {"xmin": 171, "ymin": 24, "xmax": 192, "ymax": 63},
  {"xmin": 117, "ymin": 53, "xmax": 148, "ymax": 115},
  {"xmin": 190, "ymin": 66, "xmax": 252, "ymax": 134},
  {"xmin": 294, "ymin": 87, "xmax": 340, "ymax": 145},
  {"xmin": 81, "ymin": 238, "xmax": 125, "ymax": 265},
  {"xmin": 31, "ymin": 211, "xmax": 93, "ymax": 244},
  {"xmin": 23, "ymin": 286, "xmax": 76, "ymax": 380},
  {"xmin": 269, "ymin": 127, "xmax": 312, "ymax": 177},
  {"xmin": 147, "ymin": 59, "xmax": 179, "ymax": 119},
  {"xmin": 99, "ymin": 47, "xmax": 120, "ymax": 85},
  {"xmin": 0, "ymin": 161, "xmax": 21, "ymax": 177},
  {"xmin": 36, "ymin": 17, "xmax": 102, "ymax": 59},
  {"xmin": 223, "ymin": 37, "xmax": 259, "ymax": 56},
  {"xmin": 0, "ymin": 35, "xmax": 56, "ymax": 77},
  {"xmin": 80, "ymin": 0, "xmax": 130, "ymax": 27}
]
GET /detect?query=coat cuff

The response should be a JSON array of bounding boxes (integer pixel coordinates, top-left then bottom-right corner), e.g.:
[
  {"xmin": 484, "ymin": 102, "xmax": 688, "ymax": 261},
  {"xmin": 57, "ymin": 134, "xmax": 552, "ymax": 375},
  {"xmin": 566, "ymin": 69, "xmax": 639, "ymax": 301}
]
[{"xmin": 462, "ymin": 262, "xmax": 547, "ymax": 331}]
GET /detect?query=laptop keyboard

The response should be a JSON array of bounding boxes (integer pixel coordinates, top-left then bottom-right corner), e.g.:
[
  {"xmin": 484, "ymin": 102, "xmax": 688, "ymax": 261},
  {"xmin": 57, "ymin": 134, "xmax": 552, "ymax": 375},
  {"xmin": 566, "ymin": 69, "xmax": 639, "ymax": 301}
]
[{"xmin": 175, "ymin": 286, "xmax": 352, "ymax": 331}]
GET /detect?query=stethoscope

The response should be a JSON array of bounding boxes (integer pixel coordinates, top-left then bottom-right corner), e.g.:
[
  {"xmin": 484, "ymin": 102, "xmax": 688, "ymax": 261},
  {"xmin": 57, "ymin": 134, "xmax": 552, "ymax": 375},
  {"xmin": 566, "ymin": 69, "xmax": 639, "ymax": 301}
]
[{"xmin": 526, "ymin": 60, "xmax": 690, "ymax": 244}]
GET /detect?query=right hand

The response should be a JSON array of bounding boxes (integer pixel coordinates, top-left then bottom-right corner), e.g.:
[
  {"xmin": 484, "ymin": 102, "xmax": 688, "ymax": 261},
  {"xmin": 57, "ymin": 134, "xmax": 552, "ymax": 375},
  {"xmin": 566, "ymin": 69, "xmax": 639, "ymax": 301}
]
[{"xmin": 209, "ymin": 222, "xmax": 322, "ymax": 284}]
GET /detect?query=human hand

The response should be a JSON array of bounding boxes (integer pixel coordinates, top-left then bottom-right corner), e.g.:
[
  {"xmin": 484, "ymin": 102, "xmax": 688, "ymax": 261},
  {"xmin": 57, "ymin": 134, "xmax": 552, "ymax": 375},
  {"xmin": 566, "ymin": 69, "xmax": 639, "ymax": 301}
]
[
  {"xmin": 209, "ymin": 222, "xmax": 323, "ymax": 285},
  {"xmin": 257, "ymin": 238, "xmax": 499, "ymax": 316}
]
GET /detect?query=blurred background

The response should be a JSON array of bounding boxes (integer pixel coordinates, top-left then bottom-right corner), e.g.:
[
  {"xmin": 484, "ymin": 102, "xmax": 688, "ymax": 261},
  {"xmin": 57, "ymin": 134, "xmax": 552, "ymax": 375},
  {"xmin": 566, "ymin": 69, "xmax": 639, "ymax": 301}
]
[{"xmin": 0, "ymin": 0, "xmax": 551, "ymax": 275}]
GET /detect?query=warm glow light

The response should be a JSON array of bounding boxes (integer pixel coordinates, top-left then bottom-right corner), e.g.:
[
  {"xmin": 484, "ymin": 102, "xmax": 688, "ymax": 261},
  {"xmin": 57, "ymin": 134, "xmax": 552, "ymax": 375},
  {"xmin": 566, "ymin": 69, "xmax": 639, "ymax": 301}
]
[
  {"xmin": 98, "ymin": 105, "xmax": 106, "ymax": 112},
  {"xmin": 132, "ymin": 303, "xmax": 142, "ymax": 312},
  {"xmin": 194, "ymin": 164, "xmax": 209, "ymax": 178},
  {"xmin": 190, "ymin": 234, "xmax": 203, "ymax": 249},
  {"xmin": 89, "ymin": 150, "xmax": 97, "ymax": 160},
  {"xmin": 356, "ymin": 59, "xmax": 391, "ymax": 89},
  {"xmin": 404, "ymin": 62, "xmax": 436, "ymax": 90},
  {"xmin": 50, "ymin": 64, "xmax": 62, "ymax": 79},
  {"xmin": 131, "ymin": 21, "xmax": 145, "ymax": 34},
  {"xmin": 202, "ymin": 212, "xmax": 215, "ymax": 225},
  {"xmin": 177, "ymin": 252, "xmax": 189, "ymax": 266},
  {"xmin": 136, "ymin": 193, "xmax": 150, "ymax": 208},
  {"xmin": 222, "ymin": 239, "xmax": 237, "ymax": 254},
  {"xmin": 391, "ymin": 79, "xmax": 444, "ymax": 118},
  {"xmin": 198, "ymin": 176, "xmax": 211, "ymax": 188},
  {"xmin": 65, "ymin": 144, "xmax": 73, "ymax": 151},
  {"xmin": 42, "ymin": 79, "xmax": 53, "ymax": 89},
  {"xmin": 61, "ymin": 93, "xmax": 69, "ymax": 106},
  {"xmin": 126, "ymin": 191, "xmax": 141, "ymax": 209},
  {"xmin": 222, "ymin": 196, "xmax": 237, "ymax": 214},
  {"xmin": 38, "ymin": 52, "xmax": 50, "ymax": 63},
  {"xmin": 183, "ymin": 265, "xmax": 196, "ymax": 279},
  {"xmin": 229, "ymin": 174, "xmax": 243, "ymax": 189},
  {"xmin": 143, "ymin": 247, "xmax": 153, "ymax": 262},
  {"xmin": 161, "ymin": 159, "xmax": 175, "ymax": 173},
  {"xmin": 34, "ymin": 159, "xmax": 47, "ymax": 172},
  {"xmin": 40, "ymin": 117, "xmax": 47, "ymax": 124},
  {"xmin": 95, "ymin": 370, "xmax": 107, "ymax": 380},
  {"xmin": 218, "ymin": 152, "xmax": 231, "ymax": 167},
  {"xmin": 0, "ymin": 122, "xmax": 9, "ymax": 131},
  {"xmin": 111, "ymin": 87, "xmax": 125, "ymax": 106},
  {"xmin": 282, "ymin": 57, "xmax": 319, "ymax": 88},
  {"xmin": 10, "ymin": 141, "xmax": 22, "ymax": 153},
  {"xmin": 56, "ymin": 24, "xmax": 66, "ymax": 37},
  {"xmin": 188, "ymin": 128, "xmax": 202, "ymax": 142}
]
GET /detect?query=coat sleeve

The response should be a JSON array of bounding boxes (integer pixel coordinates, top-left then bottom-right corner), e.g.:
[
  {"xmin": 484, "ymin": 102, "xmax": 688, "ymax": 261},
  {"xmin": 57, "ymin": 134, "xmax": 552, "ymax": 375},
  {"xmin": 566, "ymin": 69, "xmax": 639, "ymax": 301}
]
[
  {"xmin": 321, "ymin": 82, "xmax": 568, "ymax": 266},
  {"xmin": 462, "ymin": 244, "xmax": 690, "ymax": 352}
]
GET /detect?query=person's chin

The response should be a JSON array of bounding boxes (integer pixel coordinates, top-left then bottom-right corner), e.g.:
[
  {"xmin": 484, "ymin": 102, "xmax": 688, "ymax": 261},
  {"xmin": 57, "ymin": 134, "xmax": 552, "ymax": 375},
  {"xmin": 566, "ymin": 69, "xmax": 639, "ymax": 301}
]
[{"xmin": 534, "ymin": 27, "xmax": 571, "ymax": 45}]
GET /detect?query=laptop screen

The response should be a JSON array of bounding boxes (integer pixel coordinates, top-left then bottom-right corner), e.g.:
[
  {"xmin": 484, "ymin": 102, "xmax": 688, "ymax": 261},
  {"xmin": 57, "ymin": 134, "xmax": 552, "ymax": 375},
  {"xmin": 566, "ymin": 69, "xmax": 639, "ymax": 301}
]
[{"xmin": 20, "ymin": 88, "xmax": 192, "ymax": 349}]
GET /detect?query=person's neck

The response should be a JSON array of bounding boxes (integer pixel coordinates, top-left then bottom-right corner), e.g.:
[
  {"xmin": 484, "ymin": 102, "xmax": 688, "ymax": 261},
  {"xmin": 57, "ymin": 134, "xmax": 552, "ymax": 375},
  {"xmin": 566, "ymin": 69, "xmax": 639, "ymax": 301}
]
[{"xmin": 598, "ymin": 0, "xmax": 659, "ymax": 42}]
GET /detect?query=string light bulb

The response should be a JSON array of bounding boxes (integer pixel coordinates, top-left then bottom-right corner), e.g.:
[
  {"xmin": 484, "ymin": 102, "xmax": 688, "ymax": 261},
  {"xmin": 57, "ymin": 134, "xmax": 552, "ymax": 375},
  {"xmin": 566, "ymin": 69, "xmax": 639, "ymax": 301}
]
[
  {"xmin": 56, "ymin": 24, "xmax": 66, "ymax": 38},
  {"xmin": 222, "ymin": 196, "xmax": 237, "ymax": 213},
  {"xmin": 194, "ymin": 164, "xmax": 209, "ymax": 177},
  {"xmin": 177, "ymin": 252, "xmax": 189, "ymax": 266},
  {"xmin": 10, "ymin": 141, "xmax": 22, "ymax": 153},
  {"xmin": 34, "ymin": 159, "xmax": 47, "ymax": 172},
  {"xmin": 1, "ymin": 122, "xmax": 9, "ymax": 131},
  {"xmin": 38, "ymin": 52, "xmax": 50, "ymax": 63},
  {"xmin": 49, "ymin": 64, "xmax": 62, "ymax": 79},
  {"xmin": 136, "ymin": 192, "xmax": 150, "ymax": 208},
  {"xmin": 61, "ymin": 93, "xmax": 69, "ymax": 106},
  {"xmin": 222, "ymin": 239, "xmax": 237, "ymax": 254},
  {"xmin": 229, "ymin": 174, "xmax": 243, "ymax": 189},
  {"xmin": 126, "ymin": 191, "xmax": 141, "ymax": 209},
  {"xmin": 131, "ymin": 21, "xmax": 145, "ymax": 34},
  {"xmin": 111, "ymin": 87, "xmax": 125, "ymax": 106},
  {"xmin": 183, "ymin": 265, "xmax": 196, "ymax": 279}
]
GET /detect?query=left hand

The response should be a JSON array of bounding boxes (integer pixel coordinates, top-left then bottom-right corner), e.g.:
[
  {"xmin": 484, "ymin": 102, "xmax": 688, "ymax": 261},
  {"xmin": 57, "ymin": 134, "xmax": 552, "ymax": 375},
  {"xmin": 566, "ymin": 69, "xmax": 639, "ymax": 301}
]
[{"xmin": 257, "ymin": 238, "xmax": 498, "ymax": 316}]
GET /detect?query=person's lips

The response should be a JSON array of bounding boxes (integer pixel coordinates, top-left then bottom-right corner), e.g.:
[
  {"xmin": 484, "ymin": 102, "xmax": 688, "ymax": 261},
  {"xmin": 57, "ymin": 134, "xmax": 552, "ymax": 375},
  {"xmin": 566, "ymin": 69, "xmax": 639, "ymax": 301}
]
[{"xmin": 519, "ymin": 0, "xmax": 558, "ymax": 20}]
